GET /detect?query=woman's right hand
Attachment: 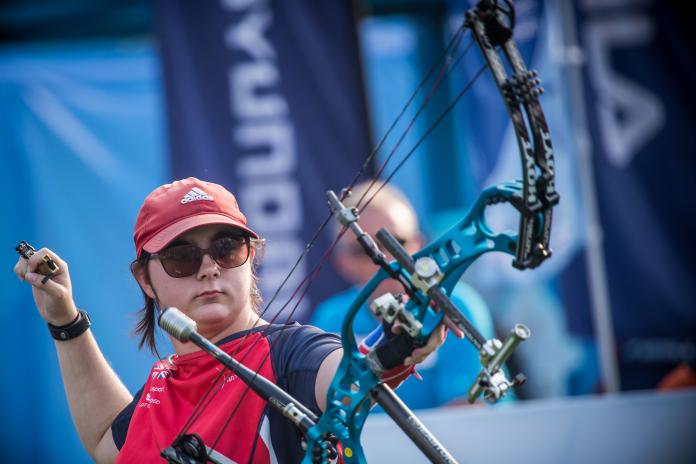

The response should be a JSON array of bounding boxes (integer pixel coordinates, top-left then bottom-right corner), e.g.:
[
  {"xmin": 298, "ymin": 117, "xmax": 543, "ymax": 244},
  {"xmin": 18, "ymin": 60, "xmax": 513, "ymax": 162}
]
[{"xmin": 14, "ymin": 247, "xmax": 79, "ymax": 326}]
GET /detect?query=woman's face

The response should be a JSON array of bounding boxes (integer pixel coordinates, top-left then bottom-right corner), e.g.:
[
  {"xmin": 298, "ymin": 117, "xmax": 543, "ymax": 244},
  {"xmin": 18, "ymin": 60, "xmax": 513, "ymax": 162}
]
[{"xmin": 146, "ymin": 224, "xmax": 256, "ymax": 338}]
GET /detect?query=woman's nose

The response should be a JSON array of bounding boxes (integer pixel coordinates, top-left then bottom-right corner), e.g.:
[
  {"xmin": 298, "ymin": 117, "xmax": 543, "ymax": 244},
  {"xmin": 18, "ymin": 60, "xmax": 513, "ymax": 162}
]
[{"xmin": 197, "ymin": 253, "xmax": 220, "ymax": 278}]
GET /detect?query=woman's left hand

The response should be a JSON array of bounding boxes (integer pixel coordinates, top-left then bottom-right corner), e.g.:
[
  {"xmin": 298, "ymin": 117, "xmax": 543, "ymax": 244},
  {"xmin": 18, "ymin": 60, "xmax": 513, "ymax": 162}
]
[{"xmin": 399, "ymin": 316, "xmax": 465, "ymax": 366}]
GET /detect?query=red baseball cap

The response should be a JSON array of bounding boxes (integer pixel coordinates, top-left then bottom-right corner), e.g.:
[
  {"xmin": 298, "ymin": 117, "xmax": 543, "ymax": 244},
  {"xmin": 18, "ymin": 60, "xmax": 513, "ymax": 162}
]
[{"xmin": 133, "ymin": 177, "xmax": 258, "ymax": 258}]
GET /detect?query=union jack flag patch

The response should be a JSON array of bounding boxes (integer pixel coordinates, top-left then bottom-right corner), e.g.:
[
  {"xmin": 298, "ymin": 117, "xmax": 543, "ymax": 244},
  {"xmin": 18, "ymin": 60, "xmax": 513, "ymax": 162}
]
[{"xmin": 151, "ymin": 361, "xmax": 173, "ymax": 380}]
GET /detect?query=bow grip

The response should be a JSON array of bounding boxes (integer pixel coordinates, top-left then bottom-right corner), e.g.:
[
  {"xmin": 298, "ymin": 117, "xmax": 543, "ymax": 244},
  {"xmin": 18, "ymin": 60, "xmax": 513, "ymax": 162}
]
[{"xmin": 369, "ymin": 330, "xmax": 423, "ymax": 372}]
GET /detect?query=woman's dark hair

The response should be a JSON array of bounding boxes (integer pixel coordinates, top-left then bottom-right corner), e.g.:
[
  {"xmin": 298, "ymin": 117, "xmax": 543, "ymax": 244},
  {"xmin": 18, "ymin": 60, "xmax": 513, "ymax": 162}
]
[
  {"xmin": 131, "ymin": 240, "xmax": 264, "ymax": 355},
  {"xmin": 131, "ymin": 252, "xmax": 159, "ymax": 355}
]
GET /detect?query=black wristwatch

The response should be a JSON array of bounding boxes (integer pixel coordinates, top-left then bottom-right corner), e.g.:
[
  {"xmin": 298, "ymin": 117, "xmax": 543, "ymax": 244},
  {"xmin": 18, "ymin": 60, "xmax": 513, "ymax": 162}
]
[{"xmin": 48, "ymin": 310, "xmax": 91, "ymax": 341}]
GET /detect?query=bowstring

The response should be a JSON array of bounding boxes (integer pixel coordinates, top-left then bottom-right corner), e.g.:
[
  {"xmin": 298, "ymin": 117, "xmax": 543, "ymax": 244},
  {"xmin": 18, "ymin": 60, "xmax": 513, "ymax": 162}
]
[
  {"xmin": 174, "ymin": 29, "xmax": 482, "ymax": 446},
  {"xmin": 354, "ymin": 34, "xmax": 474, "ymax": 210},
  {"xmin": 344, "ymin": 20, "xmax": 470, "ymax": 192},
  {"xmin": 174, "ymin": 18, "xmax": 477, "ymax": 450},
  {"xmin": 173, "ymin": 215, "xmax": 342, "ymax": 441},
  {"xmin": 208, "ymin": 228, "xmax": 350, "ymax": 454},
  {"xmin": 205, "ymin": 34, "xmax": 482, "ymax": 454},
  {"xmin": 360, "ymin": 63, "xmax": 487, "ymax": 214},
  {"xmin": 178, "ymin": 23, "xmax": 474, "ymax": 449}
]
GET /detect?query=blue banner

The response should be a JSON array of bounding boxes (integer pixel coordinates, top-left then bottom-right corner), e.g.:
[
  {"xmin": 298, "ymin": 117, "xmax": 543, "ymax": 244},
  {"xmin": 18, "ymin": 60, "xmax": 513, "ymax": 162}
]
[
  {"xmin": 560, "ymin": 0, "xmax": 696, "ymax": 389},
  {"xmin": 0, "ymin": 39, "xmax": 167, "ymax": 463},
  {"xmin": 154, "ymin": 0, "xmax": 373, "ymax": 321}
]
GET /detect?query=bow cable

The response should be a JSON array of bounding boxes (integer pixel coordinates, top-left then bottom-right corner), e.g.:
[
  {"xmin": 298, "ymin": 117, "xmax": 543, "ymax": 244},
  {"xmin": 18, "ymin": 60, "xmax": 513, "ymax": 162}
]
[
  {"xmin": 202, "ymin": 47, "xmax": 487, "ymax": 461},
  {"xmin": 168, "ymin": 15, "xmax": 487, "ymax": 458}
]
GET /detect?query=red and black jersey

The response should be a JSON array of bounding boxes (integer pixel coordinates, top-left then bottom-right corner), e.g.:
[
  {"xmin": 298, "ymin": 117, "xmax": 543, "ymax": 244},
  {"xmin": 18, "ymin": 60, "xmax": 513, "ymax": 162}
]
[{"xmin": 112, "ymin": 323, "xmax": 341, "ymax": 463}]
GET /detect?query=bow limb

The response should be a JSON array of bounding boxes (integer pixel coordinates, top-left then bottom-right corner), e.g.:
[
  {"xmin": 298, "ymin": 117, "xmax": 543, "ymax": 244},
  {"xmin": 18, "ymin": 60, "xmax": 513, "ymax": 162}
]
[
  {"xmin": 466, "ymin": 1, "xmax": 561, "ymax": 269},
  {"xmin": 501, "ymin": 38, "xmax": 560, "ymax": 265}
]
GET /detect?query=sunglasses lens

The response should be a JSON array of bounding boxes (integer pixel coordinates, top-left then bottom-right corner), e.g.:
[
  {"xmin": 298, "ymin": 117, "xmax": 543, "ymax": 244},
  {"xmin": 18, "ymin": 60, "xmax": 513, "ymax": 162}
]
[
  {"xmin": 160, "ymin": 245, "xmax": 202, "ymax": 278},
  {"xmin": 157, "ymin": 235, "xmax": 251, "ymax": 278},
  {"xmin": 211, "ymin": 236, "xmax": 250, "ymax": 268}
]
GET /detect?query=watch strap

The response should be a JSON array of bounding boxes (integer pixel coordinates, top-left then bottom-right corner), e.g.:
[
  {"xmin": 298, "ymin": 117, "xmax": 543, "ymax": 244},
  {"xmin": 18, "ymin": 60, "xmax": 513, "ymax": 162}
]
[{"xmin": 48, "ymin": 310, "xmax": 91, "ymax": 341}]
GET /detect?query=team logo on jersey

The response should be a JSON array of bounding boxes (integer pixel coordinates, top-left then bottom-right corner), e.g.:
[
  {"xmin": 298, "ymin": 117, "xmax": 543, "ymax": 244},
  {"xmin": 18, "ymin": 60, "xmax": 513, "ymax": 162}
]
[
  {"xmin": 152, "ymin": 371, "xmax": 170, "ymax": 380},
  {"xmin": 151, "ymin": 361, "xmax": 174, "ymax": 380},
  {"xmin": 214, "ymin": 366, "xmax": 239, "ymax": 390},
  {"xmin": 138, "ymin": 392, "xmax": 163, "ymax": 409}
]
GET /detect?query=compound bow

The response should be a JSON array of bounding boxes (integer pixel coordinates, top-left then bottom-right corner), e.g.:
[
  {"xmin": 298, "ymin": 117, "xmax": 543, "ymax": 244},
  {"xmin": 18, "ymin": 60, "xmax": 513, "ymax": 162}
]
[{"xmin": 158, "ymin": 1, "xmax": 559, "ymax": 462}]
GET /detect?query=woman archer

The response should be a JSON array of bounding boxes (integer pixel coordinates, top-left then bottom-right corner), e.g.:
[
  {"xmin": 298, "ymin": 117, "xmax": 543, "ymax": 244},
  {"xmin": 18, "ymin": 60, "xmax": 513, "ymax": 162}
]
[{"xmin": 14, "ymin": 177, "xmax": 454, "ymax": 463}]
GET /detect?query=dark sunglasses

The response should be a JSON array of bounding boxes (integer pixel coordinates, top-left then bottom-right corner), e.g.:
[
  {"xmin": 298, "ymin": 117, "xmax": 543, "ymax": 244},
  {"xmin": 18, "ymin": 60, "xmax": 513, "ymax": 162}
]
[{"xmin": 149, "ymin": 235, "xmax": 252, "ymax": 278}]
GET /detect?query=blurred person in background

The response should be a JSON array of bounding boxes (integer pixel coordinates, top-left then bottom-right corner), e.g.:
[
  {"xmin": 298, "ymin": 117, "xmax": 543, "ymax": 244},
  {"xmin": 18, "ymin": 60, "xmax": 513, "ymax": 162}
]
[{"xmin": 311, "ymin": 179, "xmax": 500, "ymax": 409}]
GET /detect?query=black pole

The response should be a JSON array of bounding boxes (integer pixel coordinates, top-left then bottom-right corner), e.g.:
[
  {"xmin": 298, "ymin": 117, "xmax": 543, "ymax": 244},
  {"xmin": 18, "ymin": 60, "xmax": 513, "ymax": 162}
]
[
  {"xmin": 159, "ymin": 308, "xmax": 317, "ymax": 432},
  {"xmin": 188, "ymin": 332, "xmax": 318, "ymax": 430},
  {"xmin": 370, "ymin": 384, "xmax": 458, "ymax": 464}
]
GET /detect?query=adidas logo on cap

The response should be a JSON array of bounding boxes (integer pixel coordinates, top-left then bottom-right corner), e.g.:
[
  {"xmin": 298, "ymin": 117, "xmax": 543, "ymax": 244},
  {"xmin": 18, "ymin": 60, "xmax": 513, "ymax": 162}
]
[{"xmin": 181, "ymin": 187, "xmax": 214, "ymax": 204}]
